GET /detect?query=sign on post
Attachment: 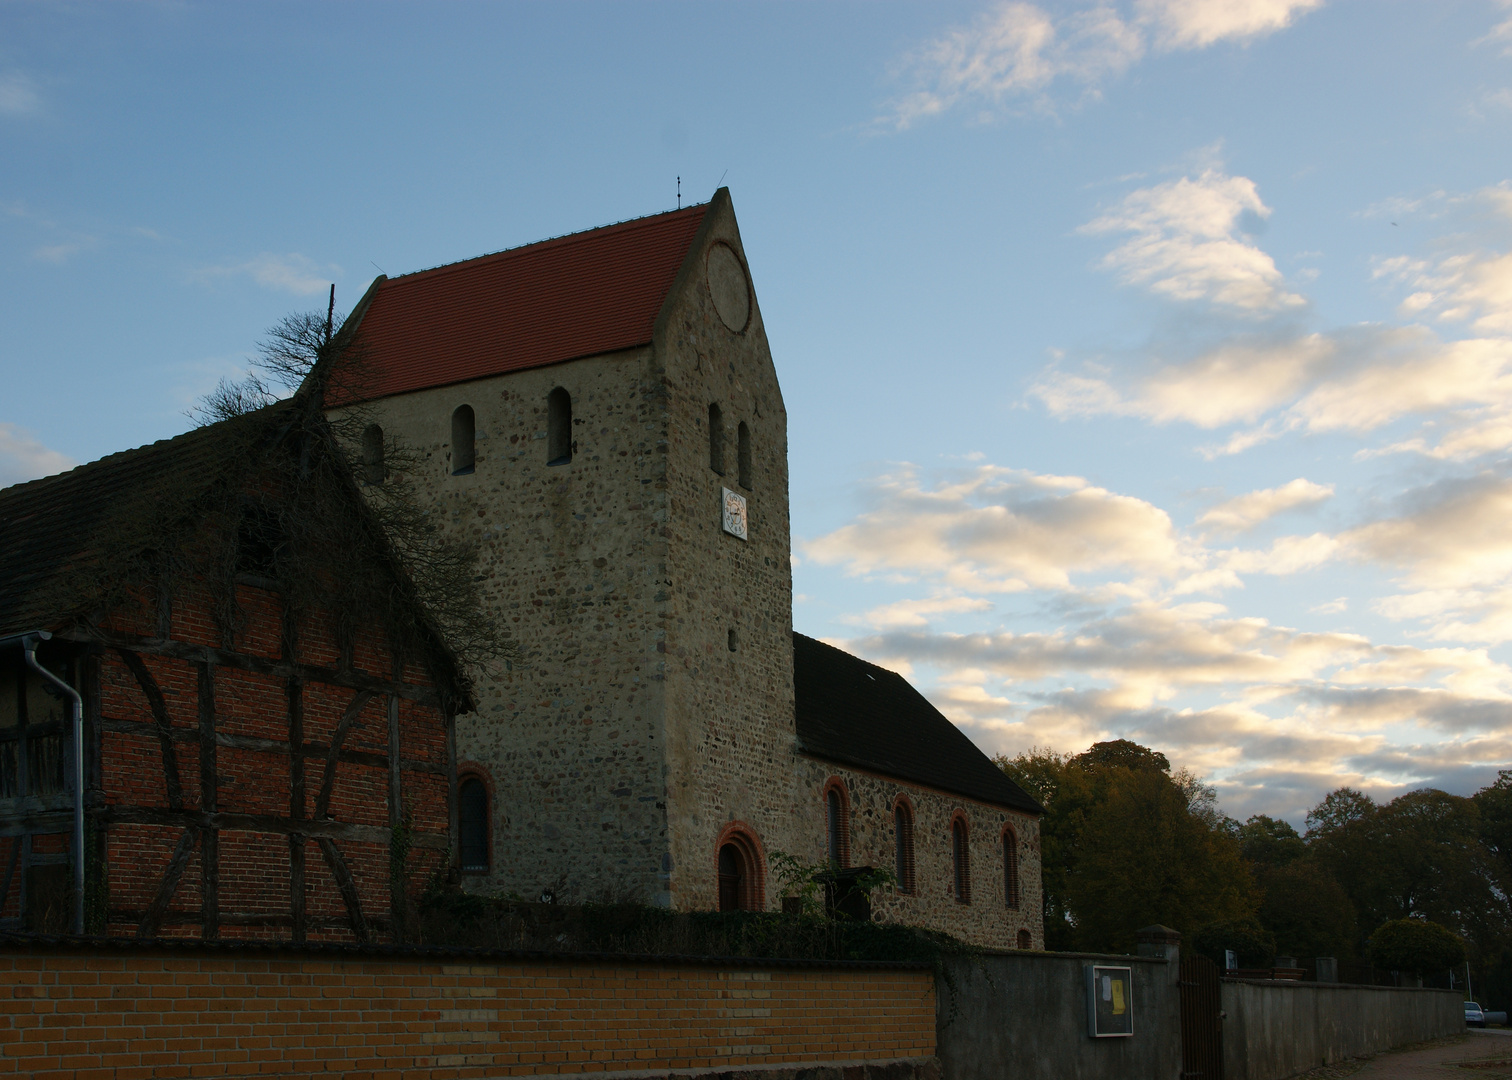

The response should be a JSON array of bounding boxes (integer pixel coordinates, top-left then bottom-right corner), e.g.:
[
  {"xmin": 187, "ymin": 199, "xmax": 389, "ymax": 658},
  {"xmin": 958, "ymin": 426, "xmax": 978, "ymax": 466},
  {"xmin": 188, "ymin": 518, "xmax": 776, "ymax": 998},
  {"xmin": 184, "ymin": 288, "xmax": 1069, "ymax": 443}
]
[{"xmin": 1085, "ymin": 964, "xmax": 1134, "ymax": 1038}]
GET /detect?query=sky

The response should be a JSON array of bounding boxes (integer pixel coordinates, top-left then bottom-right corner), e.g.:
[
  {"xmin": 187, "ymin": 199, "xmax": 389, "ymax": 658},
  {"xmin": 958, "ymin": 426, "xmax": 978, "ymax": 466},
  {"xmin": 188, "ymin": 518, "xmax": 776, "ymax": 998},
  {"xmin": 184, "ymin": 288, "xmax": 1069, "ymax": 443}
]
[{"xmin": 5, "ymin": 0, "xmax": 1512, "ymax": 826}]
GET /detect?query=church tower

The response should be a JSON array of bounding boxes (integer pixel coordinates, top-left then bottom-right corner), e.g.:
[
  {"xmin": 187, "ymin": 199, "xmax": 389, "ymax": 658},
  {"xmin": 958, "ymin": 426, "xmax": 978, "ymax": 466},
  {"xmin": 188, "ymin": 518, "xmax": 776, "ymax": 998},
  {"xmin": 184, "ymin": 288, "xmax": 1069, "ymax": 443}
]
[{"xmin": 336, "ymin": 190, "xmax": 808, "ymax": 908}]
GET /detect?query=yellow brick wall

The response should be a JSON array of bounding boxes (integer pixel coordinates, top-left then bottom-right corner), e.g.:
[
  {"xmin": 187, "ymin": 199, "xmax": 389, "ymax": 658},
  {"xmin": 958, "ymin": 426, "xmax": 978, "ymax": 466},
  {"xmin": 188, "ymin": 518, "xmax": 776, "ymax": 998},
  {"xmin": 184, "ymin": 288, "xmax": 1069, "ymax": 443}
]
[{"xmin": 0, "ymin": 946, "xmax": 936, "ymax": 1079}]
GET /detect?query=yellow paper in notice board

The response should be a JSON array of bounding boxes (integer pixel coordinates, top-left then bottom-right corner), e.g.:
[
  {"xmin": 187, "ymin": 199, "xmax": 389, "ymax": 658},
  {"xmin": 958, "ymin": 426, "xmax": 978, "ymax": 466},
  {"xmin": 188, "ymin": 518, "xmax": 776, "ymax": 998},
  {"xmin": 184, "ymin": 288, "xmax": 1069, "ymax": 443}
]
[{"xmin": 1111, "ymin": 978, "xmax": 1126, "ymax": 1015}]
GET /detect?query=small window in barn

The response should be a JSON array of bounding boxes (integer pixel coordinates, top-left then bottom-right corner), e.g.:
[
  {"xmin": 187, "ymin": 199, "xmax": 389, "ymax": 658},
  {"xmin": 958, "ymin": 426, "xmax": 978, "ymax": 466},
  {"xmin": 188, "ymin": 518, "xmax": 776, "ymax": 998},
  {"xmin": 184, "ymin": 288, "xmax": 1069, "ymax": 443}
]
[
  {"xmin": 825, "ymin": 781, "xmax": 850, "ymax": 869},
  {"xmin": 1017, "ymin": 929, "xmax": 1032, "ymax": 950},
  {"xmin": 952, "ymin": 815, "xmax": 971, "ymax": 904},
  {"xmin": 361, "ymin": 424, "xmax": 385, "ymax": 485},
  {"xmin": 1003, "ymin": 826, "xmax": 1020, "ymax": 910},
  {"xmin": 708, "ymin": 403, "xmax": 725, "ymax": 474},
  {"xmin": 236, "ymin": 502, "xmax": 284, "ymax": 580},
  {"xmin": 451, "ymin": 405, "xmax": 476, "ymax": 475},
  {"xmin": 459, "ymin": 776, "xmax": 489, "ymax": 873},
  {"xmin": 893, "ymin": 799, "xmax": 916, "ymax": 895},
  {"xmin": 737, "ymin": 422, "xmax": 752, "ymax": 489},
  {"xmin": 547, "ymin": 388, "xmax": 572, "ymax": 466},
  {"xmin": 717, "ymin": 828, "xmax": 764, "ymax": 911}
]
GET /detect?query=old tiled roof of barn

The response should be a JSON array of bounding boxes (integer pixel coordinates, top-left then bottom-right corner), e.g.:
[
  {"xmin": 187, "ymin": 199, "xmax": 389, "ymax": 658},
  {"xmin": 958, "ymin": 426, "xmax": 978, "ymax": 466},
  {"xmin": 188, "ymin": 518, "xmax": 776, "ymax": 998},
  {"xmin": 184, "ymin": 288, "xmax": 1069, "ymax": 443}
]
[
  {"xmin": 793, "ymin": 633, "xmax": 1042, "ymax": 815},
  {"xmin": 0, "ymin": 420, "xmax": 233, "ymax": 638},
  {"xmin": 346, "ymin": 202, "xmax": 710, "ymax": 401}
]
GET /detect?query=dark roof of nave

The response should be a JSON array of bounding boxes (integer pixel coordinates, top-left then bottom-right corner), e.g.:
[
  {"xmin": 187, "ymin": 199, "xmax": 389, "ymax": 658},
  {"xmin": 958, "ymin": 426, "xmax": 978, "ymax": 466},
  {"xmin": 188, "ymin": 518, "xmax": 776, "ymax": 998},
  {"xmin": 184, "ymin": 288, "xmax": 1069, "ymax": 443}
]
[
  {"xmin": 793, "ymin": 633, "xmax": 1042, "ymax": 815},
  {"xmin": 340, "ymin": 202, "xmax": 710, "ymax": 402}
]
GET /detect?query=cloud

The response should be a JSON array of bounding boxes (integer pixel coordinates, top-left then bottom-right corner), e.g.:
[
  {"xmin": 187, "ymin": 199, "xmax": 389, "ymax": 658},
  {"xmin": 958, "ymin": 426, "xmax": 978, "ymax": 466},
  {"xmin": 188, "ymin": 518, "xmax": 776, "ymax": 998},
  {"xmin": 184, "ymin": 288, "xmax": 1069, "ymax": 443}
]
[
  {"xmin": 194, "ymin": 253, "xmax": 340, "ymax": 296},
  {"xmin": 843, "ymin": 595, "xmax": 995, "ymax": 630},
  {"xmin": 885, "ymin": 3, "xmax": 1143, "ymax": 128},
  {"xmin": 1137, "ymin": 0, "xmax": 1324, "ymax": 50},
  {"xmin": 0, "ymin": 73, "xmax": 40, "ymax": 117},
  {"xmin": 0, "ymin": 424, "xmax": 74, "ymax": 488},
  {"xmin": 881, "ymin": 0, "xmax": 1321, "ymax": 127},
  {"xmin": 1037, "ymin": 324, "xmax": 1512, "ymax": 460},
  {"xmin": 1081, "ymin": 167, "xmax": 1305, "ymax": 311},
  {"xmin": 1198, "ymin": 478, "xmax": 1334, "ymax": 534},
  {"xmin": 804, "ymin": 463, "xmax": 1195, "ymax": 593}
]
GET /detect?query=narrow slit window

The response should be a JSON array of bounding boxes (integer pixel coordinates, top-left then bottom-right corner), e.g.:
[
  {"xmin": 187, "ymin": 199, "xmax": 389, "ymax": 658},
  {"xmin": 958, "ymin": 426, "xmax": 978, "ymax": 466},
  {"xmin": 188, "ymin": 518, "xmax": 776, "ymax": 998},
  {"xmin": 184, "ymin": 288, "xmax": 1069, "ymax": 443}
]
[
  {"xmin": 894, "ymin": 802, "xmax": 916, "ymax": 895},
  {"xmin": 737, "ymin": 421, "xmax": 752, "ymax": 489},
  {"xmin": 548, "ymin": 387, "xmax": 572, "ymax": 466},
  {"xmin": 1004, "ymin": 827, "xmax": 1020, "ymax": 910},
  {"xmin": 459, "ymin": 777, "xmax": 489, "ymax": 872},
  {"xmin": 451, "ymin": 405, "xmax": 476, "ymax": 475},
  {"xmin": 708, "ymin": 403, "xmax": 725, "ymax": 474},
  {"xmin": 952, "ymin": 816, "xmax": 971, "ymax": 904},
  {"xmin": 361, "ymin": 424, "xmax": 385, "ymax": 485}
]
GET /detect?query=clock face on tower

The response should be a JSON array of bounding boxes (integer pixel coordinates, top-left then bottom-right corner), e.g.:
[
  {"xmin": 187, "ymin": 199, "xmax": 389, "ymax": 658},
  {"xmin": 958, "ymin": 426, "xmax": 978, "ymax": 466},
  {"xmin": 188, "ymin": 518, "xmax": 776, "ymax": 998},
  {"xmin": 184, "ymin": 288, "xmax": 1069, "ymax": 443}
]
[{"xmin": 722, "ymin": 487, "xmax": 748, "ymax": 541}]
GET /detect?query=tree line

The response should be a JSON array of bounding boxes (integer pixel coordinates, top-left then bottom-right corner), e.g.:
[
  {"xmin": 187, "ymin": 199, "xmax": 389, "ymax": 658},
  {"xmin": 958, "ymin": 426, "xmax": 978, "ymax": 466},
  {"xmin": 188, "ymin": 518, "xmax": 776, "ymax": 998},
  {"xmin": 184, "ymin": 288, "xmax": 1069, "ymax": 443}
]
[{"xmin": 998, "ymin": 741, "xmax": 1511, "ymax": 1001}]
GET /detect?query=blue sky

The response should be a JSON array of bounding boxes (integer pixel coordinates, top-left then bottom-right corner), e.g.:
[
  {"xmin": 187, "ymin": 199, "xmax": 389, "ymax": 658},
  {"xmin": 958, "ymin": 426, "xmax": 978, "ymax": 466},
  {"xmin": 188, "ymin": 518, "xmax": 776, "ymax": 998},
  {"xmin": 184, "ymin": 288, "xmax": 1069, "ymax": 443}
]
[{"xmin": 6, "ymin": 0, "xmax": 1512, "ymax": 824}]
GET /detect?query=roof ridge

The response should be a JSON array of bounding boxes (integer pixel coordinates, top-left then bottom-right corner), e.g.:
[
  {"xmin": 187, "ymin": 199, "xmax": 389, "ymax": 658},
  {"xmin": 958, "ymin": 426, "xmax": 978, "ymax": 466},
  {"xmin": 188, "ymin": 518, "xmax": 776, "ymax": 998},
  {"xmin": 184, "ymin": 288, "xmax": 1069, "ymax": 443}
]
[
  {"xmin": 0, "ymin": 403, "xmax": 287, "ymax": 500},
  {"xmin": 387, "ymin": 202, "xmax": 711, "ymax": 286}
]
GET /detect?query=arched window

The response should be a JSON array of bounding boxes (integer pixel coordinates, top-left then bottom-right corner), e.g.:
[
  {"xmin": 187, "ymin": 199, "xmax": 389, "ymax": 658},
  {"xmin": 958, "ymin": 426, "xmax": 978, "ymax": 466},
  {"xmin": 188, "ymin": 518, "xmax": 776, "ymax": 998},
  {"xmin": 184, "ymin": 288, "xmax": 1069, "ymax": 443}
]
[
  {"xmin": 825, "ymin": 781, "xmax": 850, "ymax": 868},
  {"xmin": 1017, "ymin": 929, "xmax": 1032, "ymax": 950},
  {"xmin": 451, "ymin": 405, "xmax": 475, "ymax": 475},
  {"xmin": 547, "ymin": 387, "xmax": 572, "ymax": 466},
  {"xmin": 361, "ymin": 424, "xmax": 385, "ymax": 485},
  {"xmin": 459, "ymin": 776, "xmax": 489, "ymax": 873},
  {"xmin": 737, "ymin": 421, "xmax": 752, "ymax": 489},
  {"xmin": 708, "ymin": 403, "xmax": 725, "ymax": 474},
  {"xmin": 952, "ymin": 815, "xmax": 971, "ymax": 904},
  {"xmin": 893, "ymin": 798, "xmax": 916, "ymax": 895},
  {"xmin": 716, "ymin": 826, "xmax": 764, "ymax": 911},
  {"xmin": 1003, "ymin": 826, "xmax": 1020, "ymax": 910}
]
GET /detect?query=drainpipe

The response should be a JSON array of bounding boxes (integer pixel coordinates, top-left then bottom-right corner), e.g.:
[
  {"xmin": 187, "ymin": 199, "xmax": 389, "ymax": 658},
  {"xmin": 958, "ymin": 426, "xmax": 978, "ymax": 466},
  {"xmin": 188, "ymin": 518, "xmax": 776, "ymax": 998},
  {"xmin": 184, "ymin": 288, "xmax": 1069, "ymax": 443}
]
[{"xmin": 19, "ymin": 632, "xmax": 85, "ymax": 936}]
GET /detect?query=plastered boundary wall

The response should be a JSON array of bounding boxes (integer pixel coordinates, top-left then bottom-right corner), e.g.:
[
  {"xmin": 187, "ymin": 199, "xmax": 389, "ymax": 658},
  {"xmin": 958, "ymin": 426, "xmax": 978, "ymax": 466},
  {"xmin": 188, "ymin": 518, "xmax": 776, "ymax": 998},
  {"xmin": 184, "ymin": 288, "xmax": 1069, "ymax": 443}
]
[
  {"xmin": 1221, "ymin": 979, "xmax": 1463, "ymax": 1080},
  {"xmin": 0, "ymin": 938, "xmax": 937, "ymax": 1080},
  {"xmin": 934, "ymin": 952, "xmax": 1180, "ymax": 1080}
]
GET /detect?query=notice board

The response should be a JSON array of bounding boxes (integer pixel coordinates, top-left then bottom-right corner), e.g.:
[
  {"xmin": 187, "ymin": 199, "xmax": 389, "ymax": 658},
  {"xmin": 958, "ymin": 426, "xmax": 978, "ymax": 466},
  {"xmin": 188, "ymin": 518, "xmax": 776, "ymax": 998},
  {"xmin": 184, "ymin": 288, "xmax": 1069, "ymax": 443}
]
[{"xmin": 1085, "ymin": 964, "xmax": 1134, "ymax": 1037}]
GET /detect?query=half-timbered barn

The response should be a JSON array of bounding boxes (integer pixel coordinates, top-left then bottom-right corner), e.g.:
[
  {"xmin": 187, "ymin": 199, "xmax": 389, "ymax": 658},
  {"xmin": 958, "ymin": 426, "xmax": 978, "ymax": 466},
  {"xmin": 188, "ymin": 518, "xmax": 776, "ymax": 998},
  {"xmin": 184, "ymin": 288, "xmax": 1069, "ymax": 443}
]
[{"xmin": 0, "ymin": 402, "xmax": 472, "ymax": 941}]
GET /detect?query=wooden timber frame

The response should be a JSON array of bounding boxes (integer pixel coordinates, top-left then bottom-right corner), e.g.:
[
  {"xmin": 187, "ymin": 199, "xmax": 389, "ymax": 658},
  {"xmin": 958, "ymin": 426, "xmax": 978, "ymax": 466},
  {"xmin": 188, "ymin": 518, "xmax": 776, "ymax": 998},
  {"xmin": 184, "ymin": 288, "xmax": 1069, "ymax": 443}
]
[{"xmin": 0, "ymin": 616, "xmax": 461, "ymax": 944}]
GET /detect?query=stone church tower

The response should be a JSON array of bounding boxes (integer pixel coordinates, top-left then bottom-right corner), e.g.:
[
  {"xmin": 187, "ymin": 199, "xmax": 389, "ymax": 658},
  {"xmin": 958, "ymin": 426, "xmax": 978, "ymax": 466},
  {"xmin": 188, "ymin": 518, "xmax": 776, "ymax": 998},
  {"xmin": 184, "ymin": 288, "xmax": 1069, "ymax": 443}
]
[
  {"xmin": 337, "ymin": 191, "xmax": 804, "ymax": 910},
  {"xmin": 334, "ymin": 190, "xmax": 1044, "ymax": 949}
]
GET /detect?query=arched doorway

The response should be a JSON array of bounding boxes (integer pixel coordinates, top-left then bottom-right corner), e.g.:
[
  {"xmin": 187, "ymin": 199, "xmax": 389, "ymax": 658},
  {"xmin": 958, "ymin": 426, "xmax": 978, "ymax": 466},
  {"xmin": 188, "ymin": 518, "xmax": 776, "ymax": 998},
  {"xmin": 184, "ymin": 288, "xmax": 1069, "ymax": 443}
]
[{"xmin": 715, "ymin": 826, "xmax": 765, "ymax": 912}]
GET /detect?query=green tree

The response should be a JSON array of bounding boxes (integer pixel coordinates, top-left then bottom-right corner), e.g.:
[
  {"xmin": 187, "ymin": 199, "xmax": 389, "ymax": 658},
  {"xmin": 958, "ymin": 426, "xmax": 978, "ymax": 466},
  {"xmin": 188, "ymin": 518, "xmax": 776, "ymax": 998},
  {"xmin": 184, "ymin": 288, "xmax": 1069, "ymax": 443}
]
[
  {"xmin": 1256, "ymin": 859, "xmax": 1358, "ymax": 960},
  {"xmin": 1238, "ymin": 815, "xmax": 1307, "ymax": 869},
  {"xmin": 999, "ymin": 740, "xmax": 1257, "ymax": 952}
]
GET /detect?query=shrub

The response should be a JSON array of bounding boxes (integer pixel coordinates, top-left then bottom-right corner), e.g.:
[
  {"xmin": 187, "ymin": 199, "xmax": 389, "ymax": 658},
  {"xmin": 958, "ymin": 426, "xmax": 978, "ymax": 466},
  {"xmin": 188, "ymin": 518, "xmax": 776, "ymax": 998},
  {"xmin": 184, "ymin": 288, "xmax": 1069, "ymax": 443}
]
[{"xmin": 1367, "ymin": 918, "xmax": 1465, "ymax": 977}]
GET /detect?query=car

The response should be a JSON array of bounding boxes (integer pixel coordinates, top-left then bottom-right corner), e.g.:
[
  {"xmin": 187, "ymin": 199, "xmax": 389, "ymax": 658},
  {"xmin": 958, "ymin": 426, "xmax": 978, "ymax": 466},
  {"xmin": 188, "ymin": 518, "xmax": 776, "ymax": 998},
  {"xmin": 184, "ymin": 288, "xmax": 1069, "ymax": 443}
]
[{"xmin": 1466, "ymin": 1001, "xmax": 1486, "ymax": 1027}]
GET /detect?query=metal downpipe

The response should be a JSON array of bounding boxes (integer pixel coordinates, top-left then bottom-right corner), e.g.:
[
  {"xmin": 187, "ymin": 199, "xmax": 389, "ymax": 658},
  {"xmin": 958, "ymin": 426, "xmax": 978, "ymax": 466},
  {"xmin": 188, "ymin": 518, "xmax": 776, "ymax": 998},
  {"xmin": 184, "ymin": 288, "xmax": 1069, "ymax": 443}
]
[{"xmin": 22, "ymin": 632, "xmax": 85, "ymax": 936}]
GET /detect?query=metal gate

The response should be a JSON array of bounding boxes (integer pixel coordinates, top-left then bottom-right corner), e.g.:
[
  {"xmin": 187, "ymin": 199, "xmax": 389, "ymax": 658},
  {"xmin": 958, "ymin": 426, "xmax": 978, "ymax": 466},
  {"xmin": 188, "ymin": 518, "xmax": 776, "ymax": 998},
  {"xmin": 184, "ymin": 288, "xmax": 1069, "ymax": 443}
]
[{"xmin": 1179, "ymin": 953, "xmax": 1223, "ymax": 1080}]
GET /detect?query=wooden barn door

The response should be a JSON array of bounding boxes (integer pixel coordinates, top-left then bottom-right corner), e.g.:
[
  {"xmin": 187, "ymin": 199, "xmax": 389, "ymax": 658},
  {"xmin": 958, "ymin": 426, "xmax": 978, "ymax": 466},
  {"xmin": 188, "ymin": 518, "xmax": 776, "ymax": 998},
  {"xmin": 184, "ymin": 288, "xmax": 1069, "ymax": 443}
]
[{"xmin": 1179, "ymin": 953, "xmax": 1223, "ymax": 1080}]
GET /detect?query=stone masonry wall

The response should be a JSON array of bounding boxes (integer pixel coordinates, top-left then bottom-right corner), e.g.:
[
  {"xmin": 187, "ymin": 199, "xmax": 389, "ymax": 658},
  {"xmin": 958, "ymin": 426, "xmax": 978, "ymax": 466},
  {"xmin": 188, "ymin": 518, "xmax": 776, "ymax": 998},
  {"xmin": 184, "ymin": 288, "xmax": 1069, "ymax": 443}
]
[
  {"xmin": 798, "ymin": 760, "xmax": 1043, "ymax": 951},
  {"xmin": 349, "ymin": 346, "xmax": 675, "ymax": 905},
  {"xmin": 654, "ymin": 197, "xmax": 815, "ymax": 911}
]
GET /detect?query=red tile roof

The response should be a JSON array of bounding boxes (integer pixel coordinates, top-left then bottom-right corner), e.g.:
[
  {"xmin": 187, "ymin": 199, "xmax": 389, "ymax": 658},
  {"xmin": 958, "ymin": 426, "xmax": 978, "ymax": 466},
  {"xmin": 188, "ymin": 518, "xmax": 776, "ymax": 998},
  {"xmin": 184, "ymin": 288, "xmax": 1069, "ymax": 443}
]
[{"xmin": 346, "ymin": 203, "xmax": 709, "ymax": 401}]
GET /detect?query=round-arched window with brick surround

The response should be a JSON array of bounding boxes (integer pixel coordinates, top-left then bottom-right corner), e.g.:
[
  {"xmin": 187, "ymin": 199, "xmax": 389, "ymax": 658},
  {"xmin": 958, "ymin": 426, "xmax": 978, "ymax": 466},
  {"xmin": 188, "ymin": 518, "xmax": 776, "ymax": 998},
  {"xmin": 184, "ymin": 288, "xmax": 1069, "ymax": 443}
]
[
  {"xmin": 823, "ymin": 779, "xmax": 851, "ymax": 869},
  {"xmin": 1002, "ymin": 824, "xmax": 1020, "ymax": 911},
  {"xmin": 951, "ymin": 812, "xmax": 971, "ymax": 905},
  {"xmin": 715, "ymin": 824, "xmax": 765, "ymax": 911},
  {"xmin": 893, "ymin": 795, "xmax": 916, "ymax": 895},
  {"xmin": 1017, "ymin": 929, "xmax": 1032, "ymax": 950},
  {"xmin": 458, "ymin": 773, "xmax": 490, "ymax": 873}
]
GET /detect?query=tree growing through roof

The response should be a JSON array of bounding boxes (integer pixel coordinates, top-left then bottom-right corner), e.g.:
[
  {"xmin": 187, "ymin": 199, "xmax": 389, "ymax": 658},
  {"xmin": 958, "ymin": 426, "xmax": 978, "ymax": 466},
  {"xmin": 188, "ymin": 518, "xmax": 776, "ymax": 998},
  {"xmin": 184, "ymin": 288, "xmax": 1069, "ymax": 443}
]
[{"xmin": 63, "ymin": 299, "xmax": 508, "ymax": 677}]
